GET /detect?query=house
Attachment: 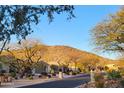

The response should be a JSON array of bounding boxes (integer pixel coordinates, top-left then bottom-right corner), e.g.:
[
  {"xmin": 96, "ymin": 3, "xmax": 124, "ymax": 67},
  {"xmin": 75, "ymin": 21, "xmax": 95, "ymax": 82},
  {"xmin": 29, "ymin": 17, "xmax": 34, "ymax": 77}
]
[
  {"xmin": 0, "ymin": 61, "xmax": 9, "ymax": 73},
  {"xmin": 33, "ymin": 61, "xmax": 51, "ymax": 74}
]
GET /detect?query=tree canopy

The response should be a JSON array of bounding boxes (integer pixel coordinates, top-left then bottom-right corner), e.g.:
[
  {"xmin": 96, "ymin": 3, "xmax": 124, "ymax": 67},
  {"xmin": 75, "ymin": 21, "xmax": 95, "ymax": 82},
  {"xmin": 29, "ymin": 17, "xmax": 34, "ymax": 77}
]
[
  {"xmin": 0, "ymin": 5, "xmax": 75, "ymax": 54},
  {"xmin": 91, "ymin": 7, "xmax": 124, "ymax": 53}
]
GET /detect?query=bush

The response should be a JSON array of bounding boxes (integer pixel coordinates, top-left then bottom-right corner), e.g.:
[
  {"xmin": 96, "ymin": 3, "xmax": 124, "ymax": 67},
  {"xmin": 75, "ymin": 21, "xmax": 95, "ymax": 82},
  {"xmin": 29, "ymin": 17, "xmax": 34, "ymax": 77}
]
[
  {"xmin": 52, "ymin": 73, "xmax": 56, "ymax": 76},
  {"xmin": 10, "ymin": 72, "xmax": 16, "ymax": 78},
  {"xmin": 47, "ymin": 74, "xmax": 51, "ymax": 78},
  {"xmin": 65, "ymin": 72, "xmax": 70, "ymax": 75},
  {"xmin": 95, "ymin": 81, "xmax": 104, "ymax": 88},
  {"xmin": 94, "ymin": 73, "xmax": 104, "ymax": 88},
  {"xmin": 72, "ymin": 72, "xmax": 77, "ymax": 75},
  {"xmin": 94, "ymin": 73, "xmax": 104, "ymax": 81},
  {"xmin": 38, "ymin": 75, "xmax": 42, "ymax": 78},
  {"xmin": 50, "ymin": 69, "xmax": 55, "ymax": 74},
  {"xmin": 120, "ymin": 79, "xmax": 124, "ymax": 87},
  {"xmin": 107, "ymin": 70, "xmax": 121, "ymax": 80},
  {"xmin": 41, "ymin": 72, "xmax": 48, "ymax": 76},
  {"xmin": 28, "ymin": 75, "xmax": 33, "ymax": 80}
]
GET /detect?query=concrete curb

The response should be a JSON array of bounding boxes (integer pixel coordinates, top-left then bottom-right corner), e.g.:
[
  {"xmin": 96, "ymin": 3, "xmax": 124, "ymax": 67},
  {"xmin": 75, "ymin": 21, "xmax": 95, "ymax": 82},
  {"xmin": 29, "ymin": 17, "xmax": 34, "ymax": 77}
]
[
  {"xmin": 15, "ymin": 78, "xmax": 61, "ymax": 88},
  {"xmin": 0, "ymin": 74, "xmax": 90, "ymax": 88},
  {"xmin": 17, "ymin": 74, "xmax": 90, "ymax": 88}
]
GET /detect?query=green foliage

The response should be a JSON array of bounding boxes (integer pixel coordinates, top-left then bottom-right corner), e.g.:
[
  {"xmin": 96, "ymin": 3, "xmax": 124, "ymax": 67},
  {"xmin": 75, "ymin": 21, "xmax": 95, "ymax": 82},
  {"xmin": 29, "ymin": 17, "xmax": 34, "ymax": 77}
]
[
  {"xmin": 120, "ymin": 79, "xmax": 124, "ymax": 87},
  {"xmin": 107, "ymin": 70, "xmax": 122, "ymax": 80},
  {"xmin": 94, "ymin": 73, "xmax": 104, "ymax": 82},
  {"xmin": 0, "ymin": 63, "xmax": 2, "ymax": 69},
  {"xmin": 95, "ymin": 81, "xmax": 104, "ymax": 88},
  {"xmin": 28, "ymin": 75, "xmax": 33, "ymax": 80},
  {"xmin": 10, "ymin": 72, "xmax": 16, "ymax": 78},
  {"xmin": 91, "ymin": 7, "xmax": 124, "ymax": 52},
  {"xmin": 72, "ymin": 71, "xmax": 77, "ymax": 75},
  {"xmin": 94, "ymin": 73, "xmax": 104, "ymax": 88},
  {"xmin": 0, "ymin": 5, "xmax": 75, "ymax": 54},
  {"xmin": 50, "ymin": 69, "xmax": 55, "ymax": 74}
]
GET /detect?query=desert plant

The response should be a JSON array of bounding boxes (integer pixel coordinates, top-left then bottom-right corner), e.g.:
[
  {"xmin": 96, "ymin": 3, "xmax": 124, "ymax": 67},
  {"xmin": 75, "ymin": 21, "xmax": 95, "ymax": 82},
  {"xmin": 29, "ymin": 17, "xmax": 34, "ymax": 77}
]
[
  {"xmin": 94, "ymin": 73, "xmax": 104, "ymax": 88},
  {"xmin": 10, "ymin": 72, "xmax": 16, "ymax": 78},
  {"xmin": 72, "ymin": 72, "xmax": 77, "ymax": 75},
  {"xmin": 28, "ymin": 75, "xmax": 33, "ymax": 80},
  {"xmin": 94, "ymin": 73, "xmax": 104, "ymax": 81},
  {"xmin": 95, "ymin": 81, "xmax": 104, "ymax": 88},
  {"xmin": 120, "ymin": 79, "xmax": 124, "ymax": 87},
  {"xmin": 107, "ymin": 70, "xmax": 121, "ymax": 80}
]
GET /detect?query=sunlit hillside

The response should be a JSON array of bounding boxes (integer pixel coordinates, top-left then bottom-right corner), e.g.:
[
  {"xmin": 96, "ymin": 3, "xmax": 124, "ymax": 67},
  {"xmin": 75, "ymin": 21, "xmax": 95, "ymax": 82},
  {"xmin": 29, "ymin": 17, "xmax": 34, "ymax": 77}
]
[{"xmin": 1, "ymin": 45, "xmax": 124, "ymax": 67}]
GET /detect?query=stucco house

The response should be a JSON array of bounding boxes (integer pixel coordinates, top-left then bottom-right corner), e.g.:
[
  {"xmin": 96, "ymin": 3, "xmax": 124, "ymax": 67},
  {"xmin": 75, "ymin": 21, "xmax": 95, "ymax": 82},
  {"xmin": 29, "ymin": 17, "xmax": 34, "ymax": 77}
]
[
  {"xmin": 34, "ymin": 61, "xmax": 51, "ymax": 74},
  {"xmin": 0, "ymin": 61, "xmax": 9, "ymax": 73}
]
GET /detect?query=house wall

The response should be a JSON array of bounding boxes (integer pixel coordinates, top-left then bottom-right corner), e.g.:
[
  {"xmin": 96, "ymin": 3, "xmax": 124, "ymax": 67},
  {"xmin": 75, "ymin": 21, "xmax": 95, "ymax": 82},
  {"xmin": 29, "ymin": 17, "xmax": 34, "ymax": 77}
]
[
  {"xmin": 0, "ymin": 62, "xmax": 9, "ymax": 73},
  {"xmin": 34, "ymin": 62, "xmax": 51, "ymax": 74}
]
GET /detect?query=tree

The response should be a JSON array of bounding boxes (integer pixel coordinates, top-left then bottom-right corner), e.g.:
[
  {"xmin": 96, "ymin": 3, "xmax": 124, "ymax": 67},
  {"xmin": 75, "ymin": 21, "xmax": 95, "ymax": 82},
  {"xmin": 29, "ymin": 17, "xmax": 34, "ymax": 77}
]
[
  {"xmin": 5, "ymin": 39, "xmax": 47, "ymax": 76},
  {"xmin": 76, "ymin": 57, "xmax": 99, "ymax": 72},
  {"xmin": 67, "ymin": 51, "xmax": 82, "ymax": 71},
  {"xmin": 0, "ymin": 5, "xmax": 75, "ymax": 54},
  {"xmin": 17, "ymin": 39, "xmax": 47, "ymax": 68},
  {"xmin": 91, "ymin": 7, "xmax": 124, "ymax": 53}
]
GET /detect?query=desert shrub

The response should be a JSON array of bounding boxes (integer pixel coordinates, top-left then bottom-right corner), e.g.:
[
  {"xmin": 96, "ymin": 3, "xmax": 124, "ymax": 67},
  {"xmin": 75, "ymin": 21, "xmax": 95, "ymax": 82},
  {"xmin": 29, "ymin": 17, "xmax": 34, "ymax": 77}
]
[
  {"xmin": 94, "ymin": 73, "xmax": 104, "ymax": 88},
  {"xmin": 69, "ymin": 71, "xmax": 73, "ymax": 75},
  {"xmin": 95, "ymin": 81, "xmax": 104, "ymax": 88},
  {"xmin": 10, "ymin": 72, "xmax": 16, "ymax": 78},
  {"xmin": 41, "ymin": 72, "xmax": 48, "ymax": 76},
  {"xmin": 47, "ymin": 74, "xmax": 51, "ymax": 78},
  {"xmin": 64, "ymin": 71, "xmax": 69, "ymax": 75},
  {"xmin": 51, "ymin": 73, "xmax": 56, "ymax": 76},
  {"xmin": 94, "ymin": 73, "xmax": 104, "ymax": 81},
  {"xmin": 104, "ymin": 66, "xmax": 109, "ymax": 71},
  {"xmin": 120, "ymin": 79, "xmax": 124, "ymax": 87},
  {"xmin": 107, "ymin": 70, "xmax": 121, "ymax": 80},
  {"xmin": 38, "ymin": 75, "xmax": 42, "ymax": 78},
  {"xmin": 28, "ymin": 75, "xmax": 33, "ymax": 80},
  {"xmin": 72, "ymin": 72, "xmax": 77, "ymax": 75},
  {"xmin": 119, "ymin": 68, "xmax": 124, "ymax": 76},
  {"xmin": 50, "ymin": 69, "xmax": 55, "ymax": 74}
]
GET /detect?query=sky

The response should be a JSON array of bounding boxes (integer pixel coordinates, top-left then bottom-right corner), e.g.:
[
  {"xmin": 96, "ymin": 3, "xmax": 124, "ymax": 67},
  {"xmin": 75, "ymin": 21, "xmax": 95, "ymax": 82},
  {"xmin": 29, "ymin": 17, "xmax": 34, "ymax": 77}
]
[{"xmin": 11, "ymin": 5, "xmax": 121, "ymax": 59}]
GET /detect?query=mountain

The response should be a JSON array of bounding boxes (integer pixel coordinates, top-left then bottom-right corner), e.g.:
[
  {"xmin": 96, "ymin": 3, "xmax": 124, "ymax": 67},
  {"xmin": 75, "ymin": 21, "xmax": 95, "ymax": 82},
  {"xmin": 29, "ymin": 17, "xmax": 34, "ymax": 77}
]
[
  {"xmin": 1, "ymin": 45, "xmax": 123, "ymax": 67},
  {"xmin": 42, "ymin": 45, "xmax": 118, "ymax": 66}
]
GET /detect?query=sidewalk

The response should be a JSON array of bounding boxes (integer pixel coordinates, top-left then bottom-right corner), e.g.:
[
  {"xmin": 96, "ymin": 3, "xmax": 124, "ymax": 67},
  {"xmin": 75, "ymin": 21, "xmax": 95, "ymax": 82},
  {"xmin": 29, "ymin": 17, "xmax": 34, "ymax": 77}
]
[
  {"xmin": 0, "ymin": 73, "xmax": 90, "ymax": 88},
  {"xmin": 63, "ymin": 73, "xmax": 90, "ymax": 78},
  {"xmin": 0, "ymin": 77, "xmax": 60, "ymax": 88}
]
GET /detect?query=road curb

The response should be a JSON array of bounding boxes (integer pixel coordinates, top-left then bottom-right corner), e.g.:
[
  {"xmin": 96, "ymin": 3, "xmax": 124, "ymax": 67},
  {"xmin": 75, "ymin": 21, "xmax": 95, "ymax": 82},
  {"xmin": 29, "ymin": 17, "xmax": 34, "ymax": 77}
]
[{"xmin": 16, "ymin": 78, "xmax": 61, "ymax": 88}]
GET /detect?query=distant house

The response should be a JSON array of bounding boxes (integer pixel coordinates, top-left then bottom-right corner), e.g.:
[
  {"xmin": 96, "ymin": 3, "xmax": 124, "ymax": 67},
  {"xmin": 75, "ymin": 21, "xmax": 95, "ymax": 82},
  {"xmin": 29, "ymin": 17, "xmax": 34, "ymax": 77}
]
[
  {"xmin": 0, "ymin": 61, "xmax": 9, "ymax": 73},
  {"xmin": 33, "ymin": 61, "xmax": 51, "ymax": 74}
]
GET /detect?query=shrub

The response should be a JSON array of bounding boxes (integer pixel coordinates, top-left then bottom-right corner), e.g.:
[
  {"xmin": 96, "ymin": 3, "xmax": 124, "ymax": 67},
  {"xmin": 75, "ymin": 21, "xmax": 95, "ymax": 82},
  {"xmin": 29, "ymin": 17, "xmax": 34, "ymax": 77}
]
[
  {"xmin": 52, "ymin": 73, "xmax": 56, "ymax": 76},
  {"xmin": 65, "ymin": 71, "xmax": 70, "ymax": 75},
  {"xmin": 47, "ymin": 74, "xmax": 51, "ymax": 78},
  {"xmin": 120, "ymin": 79, "xmax": 124, "ymax": 87},
  {"xmin": 28, "ymin": 75, "xmax": 33, "ymax": 80},
  {"xmin": 10, "ymin": 72, "xmax": 16, "ymax": 78},
  {"xmin": 41, "ymin": 72, "xmax": 48, "ymax": 76},
  {"xmin": 107, "ymin": 70, "xmax": 121, "ymax": 80},
  {"xmin": 69, "ymin": 71, "xmax": 73, "ymax": 75},
  {"xmin": 72, "ymin": 72, "xmax": 77, "ymax": 75},
  {"xmin": 94, "ymin": 73, "xmax": 104, "ymax": 81},
  {"xmin": 95, "ymin": 81, "xmax": 104, "ymax": 88},
  {"xmin": 38, "ymin": 75, "xmax": 42, "ymax": 78},
  {"xmin": 94, "ymin": 73, "xmax": 104, "ymax": 88}
]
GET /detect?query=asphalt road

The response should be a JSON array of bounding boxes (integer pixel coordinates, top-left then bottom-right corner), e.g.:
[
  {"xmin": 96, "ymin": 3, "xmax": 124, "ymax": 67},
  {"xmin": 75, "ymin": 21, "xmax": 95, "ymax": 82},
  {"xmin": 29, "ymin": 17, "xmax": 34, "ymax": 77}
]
[{"xmin": 19, "ymin": 74, "xmax": 90, "ymax": 88}]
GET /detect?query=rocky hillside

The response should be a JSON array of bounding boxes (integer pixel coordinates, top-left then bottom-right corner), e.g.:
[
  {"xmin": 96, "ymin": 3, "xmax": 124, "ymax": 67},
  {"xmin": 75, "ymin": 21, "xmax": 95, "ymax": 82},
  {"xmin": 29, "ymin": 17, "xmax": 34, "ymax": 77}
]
[{"xmin": 1, "ymin": 45, "xmax": 123, "ymax": 66}]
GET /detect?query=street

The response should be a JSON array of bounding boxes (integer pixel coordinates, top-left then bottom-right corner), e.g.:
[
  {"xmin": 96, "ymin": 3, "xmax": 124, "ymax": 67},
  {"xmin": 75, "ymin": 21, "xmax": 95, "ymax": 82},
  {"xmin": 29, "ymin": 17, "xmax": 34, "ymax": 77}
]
[{"xmin": 19, "ymin": 74, "xmax": 90, "ymax": 88}]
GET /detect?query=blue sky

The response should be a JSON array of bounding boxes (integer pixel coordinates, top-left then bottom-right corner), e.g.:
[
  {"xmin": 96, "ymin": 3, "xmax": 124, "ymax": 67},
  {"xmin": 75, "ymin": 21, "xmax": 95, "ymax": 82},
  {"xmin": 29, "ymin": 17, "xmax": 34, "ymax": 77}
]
[{"xmin": 11, "ymin": 5, "xmax": 121, "ymax": 59}]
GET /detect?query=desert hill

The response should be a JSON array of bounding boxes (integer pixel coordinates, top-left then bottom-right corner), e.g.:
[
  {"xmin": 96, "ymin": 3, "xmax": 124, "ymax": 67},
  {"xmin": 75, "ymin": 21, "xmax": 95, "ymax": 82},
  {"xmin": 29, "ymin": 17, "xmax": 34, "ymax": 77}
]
[{"xmin": 1, "ymin": 45, "xmax": 124, "ymax": 67}]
